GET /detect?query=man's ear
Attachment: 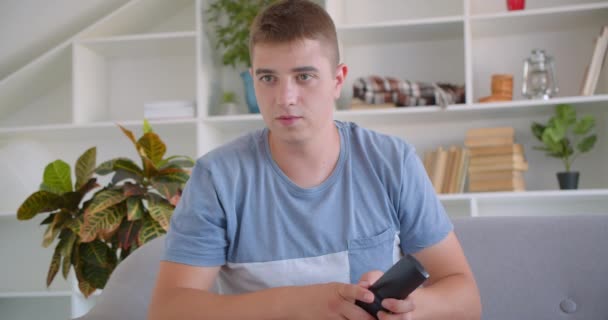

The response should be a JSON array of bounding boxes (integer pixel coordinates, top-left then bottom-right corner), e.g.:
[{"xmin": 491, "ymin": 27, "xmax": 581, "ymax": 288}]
[{"xmin": 334, "ymin": 63, "xmax": 348, "ymax": 99}]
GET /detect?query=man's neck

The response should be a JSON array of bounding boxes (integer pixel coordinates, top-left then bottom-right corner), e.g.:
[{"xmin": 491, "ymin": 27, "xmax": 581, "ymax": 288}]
[{"xmin": 268, "ymin": 122, "xmax": 341, "ymax": 189}]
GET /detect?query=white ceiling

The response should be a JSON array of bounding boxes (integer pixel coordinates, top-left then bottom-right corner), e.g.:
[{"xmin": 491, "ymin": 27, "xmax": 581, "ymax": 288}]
[{"xmin": 0, "ymin": 0, "xmax": 130, "ymax": 81}]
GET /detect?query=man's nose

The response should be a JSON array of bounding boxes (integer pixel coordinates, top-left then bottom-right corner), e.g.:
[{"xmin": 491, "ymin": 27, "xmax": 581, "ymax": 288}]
[{"xmin": 276, "ymin": 79, "xmax": 297, "ymax": 107}]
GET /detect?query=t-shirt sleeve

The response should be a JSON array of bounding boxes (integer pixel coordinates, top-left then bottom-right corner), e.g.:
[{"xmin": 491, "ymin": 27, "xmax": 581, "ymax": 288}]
[
  {"xmin": 162, "ymin": 159, "xmax": 228, "ymax": 266},
  {"xmin": 398, "ymin": 147, "xmax": 453, "ymax": 254}
]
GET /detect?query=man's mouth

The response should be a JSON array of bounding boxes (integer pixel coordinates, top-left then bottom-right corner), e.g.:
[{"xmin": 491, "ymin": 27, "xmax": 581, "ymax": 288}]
[
  {"xmin": 276, "ymin": 115, "xmax": 302, "ymax": 125},
  {"xmin": 277, "ymin": 115, "xmax": 301, "ymax": 120}
]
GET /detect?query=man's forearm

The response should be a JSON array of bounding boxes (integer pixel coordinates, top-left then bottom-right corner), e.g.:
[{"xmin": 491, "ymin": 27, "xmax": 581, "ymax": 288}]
[
  {"xmin": 149, "ymin": 286, "xmax": 297, "ymax": 320},
  {"xmin": 410, "ymin": 273, "xmax": 481, "ymax": 320}
]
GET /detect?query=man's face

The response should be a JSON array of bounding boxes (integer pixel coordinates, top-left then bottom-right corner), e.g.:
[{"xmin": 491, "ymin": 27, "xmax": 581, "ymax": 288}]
[{"xmin": 251, "ymin": 39, "xmax": 346, "ymax": 145}]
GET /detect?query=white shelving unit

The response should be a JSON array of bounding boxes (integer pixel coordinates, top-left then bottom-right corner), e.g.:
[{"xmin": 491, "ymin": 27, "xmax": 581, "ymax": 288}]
[
  {"xmin": 73, "ymin": 32, "xmax": 197, "ymax": 123},
  {"xmin": 1, "ymin": 0, "xmax": 607, "ymax": 318},
  {"xmin": 439, "ymin": 188, "xmax": 608, "ymax": 217}
]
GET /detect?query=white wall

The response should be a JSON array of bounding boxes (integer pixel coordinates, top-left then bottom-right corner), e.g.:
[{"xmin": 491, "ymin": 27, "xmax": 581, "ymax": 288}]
[{"xmin": 0, "ymin": 0, "xmax": 129, "ymax": 80}]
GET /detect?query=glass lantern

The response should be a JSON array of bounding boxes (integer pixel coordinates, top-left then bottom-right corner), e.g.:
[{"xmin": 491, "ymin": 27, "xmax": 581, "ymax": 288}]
[{"xmin": 522, "ymin": 49, "xmax": 558, "ymax": 100}]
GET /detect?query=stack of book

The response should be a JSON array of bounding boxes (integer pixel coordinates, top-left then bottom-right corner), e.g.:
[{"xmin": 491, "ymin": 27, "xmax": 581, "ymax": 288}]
[
  {"xmin": 465, "ymin": 127, "xmax": 527, "ymax": 192},
  {"xmin": 144, "ymin": 100, "xmax": 196, "ymax": 119},
  {"xmin": 423, "ymin": 145, "xmax": 470, "ymax": 194}
]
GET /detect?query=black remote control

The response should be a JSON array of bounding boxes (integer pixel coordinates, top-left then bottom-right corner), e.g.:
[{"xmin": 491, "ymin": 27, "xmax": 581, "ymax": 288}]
[{"xmin": 355, "ymin": 254, "xmax": 429, "ymax": 319}]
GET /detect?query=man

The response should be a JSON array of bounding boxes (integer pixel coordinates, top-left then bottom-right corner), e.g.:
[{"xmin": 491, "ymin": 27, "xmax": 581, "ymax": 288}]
[{"xmin": 149, "ymin": 1, "xmax": 481, "ymax": 319}]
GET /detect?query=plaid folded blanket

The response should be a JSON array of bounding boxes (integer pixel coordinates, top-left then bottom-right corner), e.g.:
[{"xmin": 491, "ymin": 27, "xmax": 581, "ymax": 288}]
[{"xmin": 353, "ymin": 76, "xmax": 465, "ymax": 107}]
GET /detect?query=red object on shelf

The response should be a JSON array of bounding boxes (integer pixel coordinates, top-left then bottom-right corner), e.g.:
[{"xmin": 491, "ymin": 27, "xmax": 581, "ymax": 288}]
[{"xmin": 507, "ymin": 0, "xmax": 525, "ymax": 10}]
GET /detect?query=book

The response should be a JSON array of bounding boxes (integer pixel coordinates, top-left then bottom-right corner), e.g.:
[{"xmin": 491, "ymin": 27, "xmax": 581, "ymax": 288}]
[
  {"xmin": 465, "ymin": 126, "xmax": 515, "ymax": 147},
  {"xmin": 431, "ymin": 147, "xmax": 448, "ymax": 193},
  {"xmin": 465, "ymin": 136, "xmax": 514, "ymax": 147},
  {"xmin": 450, "ymin": 146, "xmax": 464, "ymax": 194},
  {"xmin": 465, "ymin": 126, "xmax": 515, "ymax": 139},
  {"xmin": 424, "ymin": 146, "xmax": 470, "ymax": 194},
  {"xmin": 468, "ymin": 161, "xmax": 528, "ymax": 173},
  {"xmin": 468, "ymin": 144, "xmax": 523, "ymax": 157},
  {"xmin": 456, "ymin": 148, "xmax": 470, "ymax": 193},
  {"xmin": 589, "ymin": 26, "xmax": 608, "ymax": 94},
  {"xmin": 469, "ymin": 170, "xmax": 524, "ymax": 182},
  {"xmin": 144, "ymin": 109, "xmax": 195, "ymax": 119},
  {"xmin": 441, "ymin": 146, "xmax": 457, "ymax": 194},
  {"xmin": 469, "ymin": 176, "xmax": 526, "ymax": 192},
  {"xmin": 581, "ymin": 26, "xmax": 608, "ymax": 95},
  {"xmin": 469, "ymin": 153, "xmax": 526, "ymax": 166}
]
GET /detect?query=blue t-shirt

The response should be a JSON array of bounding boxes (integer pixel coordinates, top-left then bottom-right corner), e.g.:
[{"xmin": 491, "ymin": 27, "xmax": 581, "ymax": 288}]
[{"xmin": 164, "ymin": 121, "xmax": 452, "ymax": 294}]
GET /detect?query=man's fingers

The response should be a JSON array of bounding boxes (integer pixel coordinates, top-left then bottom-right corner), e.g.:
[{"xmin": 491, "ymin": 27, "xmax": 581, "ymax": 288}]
[
  {"xmin": 337, "ymin": 283, "xmax": 374, "ymax": 303},
  {"xmin": 381, "ymin": 297, "xmax": 415, "ymax": 313},
  {"xmin": 331, "ymin": 283, "xmax": 375, "ymax": 320},
  {"xmin": 377, "ymin": 310, "xmax": 413, "ymax": 320},
  {"xmin": 359, "ymin": 270, "xmax": 384, "ymax": 286},
  {"xmin": 338, "ymin": 302, "xmax": 376, "ymax": 320}
]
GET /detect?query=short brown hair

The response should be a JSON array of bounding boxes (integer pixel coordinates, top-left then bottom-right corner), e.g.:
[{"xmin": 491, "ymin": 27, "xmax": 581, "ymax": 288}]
[{"xmin": 249, "ymin": 0, "xmax": 339, "ymax": 66}]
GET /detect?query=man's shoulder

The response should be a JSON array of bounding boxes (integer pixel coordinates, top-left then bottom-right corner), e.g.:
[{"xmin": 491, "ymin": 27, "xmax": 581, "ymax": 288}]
[
  {"xmin": 197, "ymin": 128, "xmax": 265, "ymax": 169},
  {"xmin": 339, "ymin": 121, "xmax": 416, "ymax": 158}
]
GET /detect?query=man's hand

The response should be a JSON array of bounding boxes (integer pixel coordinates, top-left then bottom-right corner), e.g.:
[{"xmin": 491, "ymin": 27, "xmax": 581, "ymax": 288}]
[
  {"xmin": 358, "ymin": 270, "xmax": 416, "ymax": 320},
  {"xmin": 294, "ymin": 282, "xmax": 377, "ymax": 320}
]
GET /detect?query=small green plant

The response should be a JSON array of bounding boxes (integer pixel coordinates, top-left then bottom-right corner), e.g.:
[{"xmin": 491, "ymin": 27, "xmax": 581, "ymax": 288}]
[
  {"xmin": 222, "ymin": 91, "xmax": 237, "ymax": 104},
  {"xmin": 17, "ymin": 121, "xmax": 193, "ymax": 297},
  {"xmin": 206, "ymin": 0, "xmax": 276, "ymax": 68},
  {"xmin": 531, "ymin": 103, "xmax": 597, "ymax": 172}
]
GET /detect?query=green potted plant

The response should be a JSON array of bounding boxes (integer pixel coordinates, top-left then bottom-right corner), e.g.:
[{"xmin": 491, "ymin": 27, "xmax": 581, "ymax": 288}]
[
  {"xmin": 221, "ymin": 90, "xmax": 239, "ymax": 115},
  {"xmin": 16, "ymin": 121, "xmax": 193, "ymax": 297},
  {"xmin": 206, "ymin": 0, "xmax": 276, "ymax": 114},
  {"xmin": 531, "ymin": 103, "xmax": 597, "ymax": 189}
]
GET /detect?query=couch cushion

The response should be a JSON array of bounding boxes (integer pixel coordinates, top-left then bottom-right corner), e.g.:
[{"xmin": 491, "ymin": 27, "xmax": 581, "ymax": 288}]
[
  {"xmin": 453, "ymin": 215, "xmax": 608, "ymax": 320},
  {"xmin": 78, "ymin": 215, "xmax": 608, "ymax": 320}
]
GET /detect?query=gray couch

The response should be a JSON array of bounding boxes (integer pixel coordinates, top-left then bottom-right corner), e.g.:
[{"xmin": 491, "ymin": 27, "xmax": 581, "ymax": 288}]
[{"xmin": 76, "ymin": 215, "xmax": 608, "ymax": 320}]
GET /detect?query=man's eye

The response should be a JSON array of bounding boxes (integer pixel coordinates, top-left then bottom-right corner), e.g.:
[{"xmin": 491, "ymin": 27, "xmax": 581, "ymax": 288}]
[
  {"xmin": 260, "ymin": 75, "xmax": 274, "ymax": 82},
  {"xmin": 297, "ymin": 74, "xmax": 313, "ymax": 81}
]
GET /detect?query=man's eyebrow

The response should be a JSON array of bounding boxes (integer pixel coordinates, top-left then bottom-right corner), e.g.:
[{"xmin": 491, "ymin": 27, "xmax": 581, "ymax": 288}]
[
  {"xmin": 292, "ymin": 66, "xmax": 319, "ymax": 73},
  {"xmin": 254, "ymin": 66, "xmax": 319, "ymax": 75},
  {"xmin": 255, "ymin": 68, "xmax": 276, "ymax": 75}
]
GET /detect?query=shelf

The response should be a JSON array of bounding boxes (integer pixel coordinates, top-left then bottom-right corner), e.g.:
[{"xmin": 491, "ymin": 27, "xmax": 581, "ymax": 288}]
[
  {"xmin": 471, "ymin": 3, "xmax": 608, "ymax": 37},
  {"xmin": 72, "ymin": 289, "xmax": 102, "ymax": 298},
  {"xmin": 337, "ymin": 16, "xmax": 464, "ymax": 44},
  {"xmin": 0, "ymin": 211, "xmax": 15, "ymax": 218},
  {"xmin": 439, "ymin": 188, "xmax": 608, "ymax": 202},
  {"xmin": 203, "ymin": 94, "xmax": 608, "ymax": 128},
  {"xmin": 0, "ymin": 118, "xmax": 199, "ymax": 139},
  {"xmin": 0, "ymin": 44, "xmax": 72, "ymax": 127},
  {"xmin": 456, "ymin": 94, "xmax": 608, "ymax": 118},
  {"xmin": 470, "ymin": 0, "xmax": 608, "ymax": 16},
  {"xmin": 203, "ymin": 113, "xmax": 262, "ymax": 123},
  {"xmin": 440, "ymin": 189, "xmax": 608, "ymax": 217},
  {"xmin": 327, "ymin": 0, "xmax": 463, "ymax": 26},
  {"xmin": 0, "ymin": 291, "xmax": 72, "ymax": 299},
  {"xmin": 76, "ymin": 32, "xmax": 196, "ymax": 58},
  {"xmin": 73, "ymin": 33, "xmax": 197, "ymax": 124},
  {"xmin": 473, "ymin": 189, "xmax": 608, "ymax": 216},
  {"xmin": 472, "ymin": 2, "xmax": 608, "ymax": 20},
  {"xmin": 77, "ymin": 0, "xmax": 195, "ymax": 39}
]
